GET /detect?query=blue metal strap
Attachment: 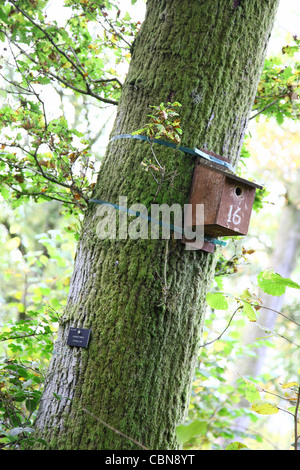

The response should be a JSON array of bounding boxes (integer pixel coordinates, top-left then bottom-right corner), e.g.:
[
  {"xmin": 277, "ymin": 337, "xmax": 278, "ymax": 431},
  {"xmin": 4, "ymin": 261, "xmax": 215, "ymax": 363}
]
[
  {"xmin": 110, "ymin": 134, "xmax": 234, "ymax": 172},
  {"xmin": 90, "ymin": 198, "xmax": 227, "ymax": 246}
]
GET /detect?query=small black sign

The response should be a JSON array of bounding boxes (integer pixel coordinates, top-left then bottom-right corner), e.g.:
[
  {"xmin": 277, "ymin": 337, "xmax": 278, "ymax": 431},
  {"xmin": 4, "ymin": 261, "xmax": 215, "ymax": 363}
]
[{"xmin": 67, "ymin": 327, "xmax": 91, "ymax": 348}]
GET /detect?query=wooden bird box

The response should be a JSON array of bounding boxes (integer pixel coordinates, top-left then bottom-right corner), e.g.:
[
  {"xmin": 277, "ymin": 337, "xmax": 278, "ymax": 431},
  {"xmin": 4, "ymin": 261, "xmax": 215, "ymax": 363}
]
[{"xmin": 183, "ymin": 149, "xmax": 262, "ymax": 252}]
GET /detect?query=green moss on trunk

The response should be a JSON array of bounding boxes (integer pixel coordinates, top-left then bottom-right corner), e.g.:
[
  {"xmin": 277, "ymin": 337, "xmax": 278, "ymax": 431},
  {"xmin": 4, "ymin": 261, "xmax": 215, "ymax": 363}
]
[{"xmin": 34, "ymin": 0, "xmax": 279, "ymax": 450}]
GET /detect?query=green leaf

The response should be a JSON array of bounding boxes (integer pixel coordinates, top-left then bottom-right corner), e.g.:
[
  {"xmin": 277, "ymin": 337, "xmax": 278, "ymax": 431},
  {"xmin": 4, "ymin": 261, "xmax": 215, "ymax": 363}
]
[
  {"xmin": 206, "ymin": 292, "xmax": 228, "ymax": 310},
  {"xmin": 251, "ymin": 399, "xmax": 279, "ymax": 415},
  {"xmin": 226, "ymin": 441, "xmax": 249, "ymax": 450},
  {"xmin": 36, "ymin": 438, "xmax": 48, "ymax": 447},
  {"xmin": 14, "ymin": 391, "xmax": 27, "ymax": 402},
  {"xmin": 0, "ymin": 7, "xmax": 8, "ymax": 23},
  {"xmin": 257, "ymin": 270, "xmax": 300, "ymax": 296},
  {"xmin": 240, "ymin": 377, "xmax": 262, "ymax": 403},
  {"xmin": 242, "ymin": 302, "xmax": 257, "ymax": 322},
  {"xmin": 10, "ymin": 426, "xmax": 35, "ymax": 437},
  {"xmin": 0, "ymin": 185, "xmax": 10, "ymax": 200},
  {"xmin": 276, "ymin": 112, "xmax": 284, "ymax": 125},
  {"xmin": 176, "ymin": 419, "xmax": 207, "ymax": 444},
  {"xmin": 245, "ymin": 383, "xmax": 261, "ymax": 403},
  {"xmin": 25, "ymin": 399, "xmax": 38, "ymax": 413}
]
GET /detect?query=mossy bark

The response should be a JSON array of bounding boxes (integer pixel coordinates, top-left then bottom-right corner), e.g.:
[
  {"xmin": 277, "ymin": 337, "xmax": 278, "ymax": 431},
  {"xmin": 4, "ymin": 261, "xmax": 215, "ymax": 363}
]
[{"xmin": 34, "ymin": 0, "xmax": 279, "ymax": 450}]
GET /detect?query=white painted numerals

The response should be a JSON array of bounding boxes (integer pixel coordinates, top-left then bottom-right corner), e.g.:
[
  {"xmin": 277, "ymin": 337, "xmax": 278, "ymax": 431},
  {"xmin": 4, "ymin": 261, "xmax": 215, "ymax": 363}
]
[{"xmin": 227, "ymin": 205, "xmax": 241, "ymax": 225}]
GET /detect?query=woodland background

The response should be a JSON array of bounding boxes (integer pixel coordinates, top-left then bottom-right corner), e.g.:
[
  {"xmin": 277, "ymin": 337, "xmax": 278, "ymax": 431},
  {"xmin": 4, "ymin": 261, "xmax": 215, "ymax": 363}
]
[{"xmin": 0, "ymin": 0, "xmax": 299, "ymax": 450}]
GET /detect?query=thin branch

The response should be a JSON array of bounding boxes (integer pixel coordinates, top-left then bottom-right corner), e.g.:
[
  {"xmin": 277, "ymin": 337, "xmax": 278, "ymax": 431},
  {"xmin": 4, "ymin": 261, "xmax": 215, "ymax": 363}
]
[
  {"xmin": 8, "ymin": 0, "xmax": 87, "ymax": 80},
  {"xmin": 0, "ymin": 87, "xmax": 33, "ymax": 96},
  {"xmin": 262, "ymin": 388, "xmax": 296, "ymax": 404},
  {"xmin": 0, "ymin": 67, "xmax": 37, "ymax": 95},
  {"xmin": 8, "ymin": 0, "xmax": 122, "ymax": 105},
  {"xmin": 87, "ymin": 9, "xmax": 132, "ymax": 49},
  {"xmin": 90, "ymin": 77, "xmax": 123, "ymax": 88},
  {"xmin": 2, "ymin": 29, "xmax": 118, "ymax": 106},
  {"xmin": 69, "ymin": 45, "xmax": 88, "ymax": 75},
  {"xmin": 255, "ymin": 322, "xmax": 300, "ymax": 349},
  {"xmin": 0, "ymin": 139, "xmax": 90, "ymax": 203},
  {"xmin": 250, "ymin": 97, "xmax": 282, "ymax": 120},
  {"xmin": 103, "ymin": 15, "xmax": 132, "ymax": 48},
  {"xmin": 0, "ymin": 152, "xmax": 86, "ymax": 201},
  {"xmin": 7, "ymin": 39, "xmax": 48, "ymax": 129},
  {"xmin": 199, "ymin": 306, "xmax": 243, "ymax": 348},
  {"xmin": 82, "ymin": 408, "xmax": 149, "ymax": 450},
  {"xmin": 0, "ymin": 179, "xmax": 85, "ymax": 208},
  {"xmin": 236, "ymin": 298, "xmax": 300, "ymax": 328},
  {"xmin": 150, "ymin": 142, "xmax": 164, "ymax": 171},
  {"xmin": 295, "ymin": 385, "xmax": 300, "ymax": 451},
  {"xmin": 0, "ymin": 330, "xmax": 50, "ymax": 343},
  {"xmin": 231, "ymin": 424, "xmax": 280, "ymax": 450},
  {"xmin": 68, "ymin": 46, "xmax": 123, "ymax": 89}
]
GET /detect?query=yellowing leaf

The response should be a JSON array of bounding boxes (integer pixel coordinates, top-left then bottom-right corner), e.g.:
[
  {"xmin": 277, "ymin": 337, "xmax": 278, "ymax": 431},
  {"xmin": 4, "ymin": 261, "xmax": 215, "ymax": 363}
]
[
  {"xmin": 285, "ymin": 394, "xmax": 298, "ymax": 401},
  {"xmin": 282, "ymin": 382, "xmax": 298, "ymax": 389},
  {"xmin": 6, "ymin": 237, "xmax": 21, "ymax": 250},
  {"xmin": 39, "ymin": 254, "xmax": 49, "ymax": 265},
  {"xmin": 213, "ymin": 341, "xmax": 225, "ymax": 352},
  {"xmin": 14, "ymin": 291, "xmax": 23, "ymax": 300},
  {"xmin": 111, "ymin": 34, "xmax": 118, "ymax": 44},
  {"xmin": 251, "ymin": 399, "xmax": 279, "ymax": 415},
  {"xmin": 17, "ymin": 303, "xmax": 25, "ymax": 313},
  {"xmin": 226, "ymin": 441, "xmax": 248, "ymax": 450}
]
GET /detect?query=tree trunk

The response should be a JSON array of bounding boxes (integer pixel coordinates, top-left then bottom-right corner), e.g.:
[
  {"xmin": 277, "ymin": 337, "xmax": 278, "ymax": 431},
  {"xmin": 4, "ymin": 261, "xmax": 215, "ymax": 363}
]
[{"xmin": 34, "ymin": 0, "xmax": 279, "ymax": 450}]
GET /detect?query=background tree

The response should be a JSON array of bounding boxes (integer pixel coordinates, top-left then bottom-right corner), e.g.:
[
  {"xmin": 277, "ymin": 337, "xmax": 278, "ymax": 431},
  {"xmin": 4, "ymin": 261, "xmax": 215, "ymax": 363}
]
[{"xmin": 0, "ymin": 0, "xmax": 289, "ymax": 450}]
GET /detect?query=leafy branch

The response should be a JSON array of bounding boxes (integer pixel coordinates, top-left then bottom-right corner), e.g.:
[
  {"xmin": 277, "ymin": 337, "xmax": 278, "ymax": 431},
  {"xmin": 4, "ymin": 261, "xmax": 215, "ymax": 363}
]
[
  {"xmin": 0, "ymin": 108, "xmax": 96, "ymax": 215},
  {"xmin": 0, "ymin": 0, "xmax": 136, "ymax": 106},
  {"xmin": 0, "ymin": 0, "xmax": 144, "ymax": 218},
  {"xmin": 203, "ymin": 270, "xmax": 300, "ymax": 349},
  {"xmin": 133, "ymin": 101, "xmax": 183, "ymax": 144},
  {"xmin": 232, "ymin": 378, "xmax": 300, "ymax": 451},
  {"xmin": 251, "ymin": 36, "xmax": 300, "ymax": 124},
  {"xmin": 0, "ymin": 306, "xmax": 59, "ymax": 449}
]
